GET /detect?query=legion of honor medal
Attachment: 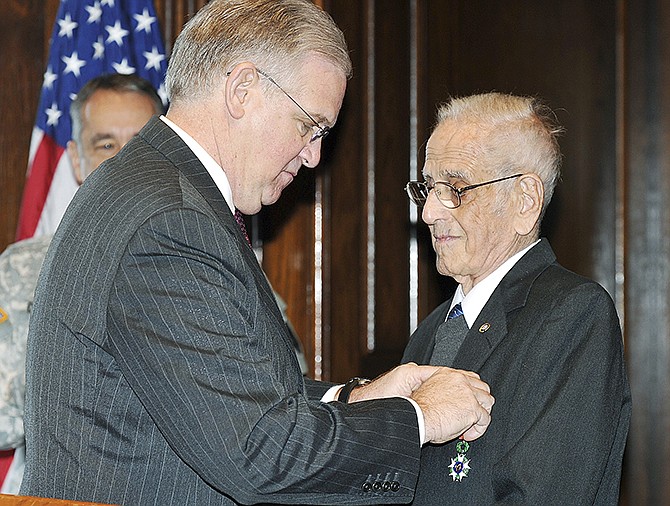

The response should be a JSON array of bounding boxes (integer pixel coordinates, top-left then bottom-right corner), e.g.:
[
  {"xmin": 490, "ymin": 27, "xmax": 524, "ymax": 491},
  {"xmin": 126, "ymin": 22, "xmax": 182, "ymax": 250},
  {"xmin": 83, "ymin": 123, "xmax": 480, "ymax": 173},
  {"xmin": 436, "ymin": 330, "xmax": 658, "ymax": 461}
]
[{"xmin": 448, "ymin": 439, "xmax": 471, "ymax": 481}]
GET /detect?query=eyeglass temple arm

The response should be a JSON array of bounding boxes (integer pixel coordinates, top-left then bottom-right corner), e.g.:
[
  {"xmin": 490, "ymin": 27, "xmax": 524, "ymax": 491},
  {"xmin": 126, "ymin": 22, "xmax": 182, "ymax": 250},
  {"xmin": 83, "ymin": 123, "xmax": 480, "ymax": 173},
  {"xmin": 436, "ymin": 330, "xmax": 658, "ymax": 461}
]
[
  {"xmin": 457, "ymin": 173, "xmax": 523, "ymax": 193},
  {"xmin": 256, "ymin": 69, "xmax": 322, "ymax": 128}
]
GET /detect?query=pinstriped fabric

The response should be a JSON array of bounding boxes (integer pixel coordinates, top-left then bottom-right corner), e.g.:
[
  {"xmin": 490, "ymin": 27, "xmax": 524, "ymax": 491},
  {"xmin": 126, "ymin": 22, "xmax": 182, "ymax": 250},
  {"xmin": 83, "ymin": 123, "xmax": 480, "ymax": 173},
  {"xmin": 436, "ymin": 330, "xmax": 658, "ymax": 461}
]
[{"xmin": 21, "ymin": 117, "xmax": 421, "ymax": 505}]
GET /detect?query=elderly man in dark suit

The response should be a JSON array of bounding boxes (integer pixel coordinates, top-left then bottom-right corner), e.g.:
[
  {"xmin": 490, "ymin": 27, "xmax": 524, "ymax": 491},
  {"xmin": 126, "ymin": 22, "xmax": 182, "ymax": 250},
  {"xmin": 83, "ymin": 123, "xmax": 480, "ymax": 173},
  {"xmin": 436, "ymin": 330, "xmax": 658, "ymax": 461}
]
[
  {"xmin": 20, "ymin": 1, "xmax": 495, "ymax": 505},
  {"xmin": 402, "ymin": 92, "xmax": 631, "ymax": 505}
]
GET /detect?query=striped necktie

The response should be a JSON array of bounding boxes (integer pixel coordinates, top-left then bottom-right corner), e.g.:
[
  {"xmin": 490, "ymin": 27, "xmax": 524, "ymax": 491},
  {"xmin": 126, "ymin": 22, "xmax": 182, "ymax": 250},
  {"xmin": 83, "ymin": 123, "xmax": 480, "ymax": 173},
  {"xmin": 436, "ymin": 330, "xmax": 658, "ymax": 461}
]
[{"xmin": 447, "ymin": 303, "xmax": 464, "ymax": 320}]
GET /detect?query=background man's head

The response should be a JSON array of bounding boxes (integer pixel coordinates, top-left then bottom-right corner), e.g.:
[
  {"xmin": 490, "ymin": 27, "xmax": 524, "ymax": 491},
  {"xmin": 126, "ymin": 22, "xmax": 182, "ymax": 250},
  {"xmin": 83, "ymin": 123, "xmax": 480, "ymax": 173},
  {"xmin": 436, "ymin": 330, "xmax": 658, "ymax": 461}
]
[
  {"xmin": 67, "ymin": 73, "xmax": 164, "ymax": 184},
  {"xmin": 421, "ymin": 92, "xmax": 563, "ymax": 292}
]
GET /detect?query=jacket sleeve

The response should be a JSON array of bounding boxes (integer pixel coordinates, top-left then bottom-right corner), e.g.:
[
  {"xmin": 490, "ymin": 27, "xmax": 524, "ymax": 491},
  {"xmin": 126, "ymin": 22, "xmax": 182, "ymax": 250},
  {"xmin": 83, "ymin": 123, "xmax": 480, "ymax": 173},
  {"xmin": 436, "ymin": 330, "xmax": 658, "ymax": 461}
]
[{"xmin": 106, "ymin": 208, "xmax": 422, "ymax": 505}]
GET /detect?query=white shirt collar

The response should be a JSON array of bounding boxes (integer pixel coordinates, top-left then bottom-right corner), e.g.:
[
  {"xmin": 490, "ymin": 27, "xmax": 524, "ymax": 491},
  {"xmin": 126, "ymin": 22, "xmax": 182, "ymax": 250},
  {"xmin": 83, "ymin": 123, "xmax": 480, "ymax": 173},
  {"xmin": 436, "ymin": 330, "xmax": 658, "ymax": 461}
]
[
  {"xmin": 160, "ymin": 115, "xmax": 235, "ymax": 214},
  {"xmin": 450, "ymin": 239, "xmax": 541, "ymax": 328}
]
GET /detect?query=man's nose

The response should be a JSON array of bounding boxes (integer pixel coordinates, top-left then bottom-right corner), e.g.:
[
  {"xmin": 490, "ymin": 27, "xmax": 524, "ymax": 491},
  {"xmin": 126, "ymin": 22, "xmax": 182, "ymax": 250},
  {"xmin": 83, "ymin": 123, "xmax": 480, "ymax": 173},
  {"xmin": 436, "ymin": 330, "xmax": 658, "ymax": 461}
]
[
  {"xmin": 300, "ymin": 139, "xmax": 322, "ymax": 168},
  {"xmin": 422, "ymin": 189, "xmax": 443, "ymax": 225}
]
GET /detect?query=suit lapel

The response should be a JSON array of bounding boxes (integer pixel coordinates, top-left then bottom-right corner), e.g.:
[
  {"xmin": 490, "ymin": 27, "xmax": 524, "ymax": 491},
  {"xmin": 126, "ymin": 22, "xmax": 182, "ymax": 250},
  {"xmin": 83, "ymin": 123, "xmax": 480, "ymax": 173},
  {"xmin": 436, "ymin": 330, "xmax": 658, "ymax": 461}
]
[
  {"xmin": 452, "ymin": 239, "xmax": 557, "ymax": 371},
  {"xmin": 138, "ymin": 117, "xmax": 285, "ymax": 325}
]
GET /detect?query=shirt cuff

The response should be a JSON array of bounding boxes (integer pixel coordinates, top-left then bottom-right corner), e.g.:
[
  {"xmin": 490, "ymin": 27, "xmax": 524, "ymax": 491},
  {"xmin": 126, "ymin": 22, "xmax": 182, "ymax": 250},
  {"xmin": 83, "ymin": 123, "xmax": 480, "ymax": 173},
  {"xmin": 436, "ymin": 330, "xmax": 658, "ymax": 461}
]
[
  {"xmin": 321, "ymin": 387, "xmax": 426, "ymax": 445},
  {"xmin": 404, "ymin": 396, "xmax": 427, "ymax": 445},
  {"xmin": 322, "ymin": 384, "xmax": 342, "ymax": 403}
]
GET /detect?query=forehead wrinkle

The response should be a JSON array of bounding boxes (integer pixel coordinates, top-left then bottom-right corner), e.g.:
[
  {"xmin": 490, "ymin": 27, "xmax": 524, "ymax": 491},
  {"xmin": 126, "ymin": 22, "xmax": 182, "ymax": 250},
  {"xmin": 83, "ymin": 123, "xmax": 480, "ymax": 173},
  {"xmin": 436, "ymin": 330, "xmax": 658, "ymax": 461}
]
[{"xmin": 425, "ymin": 143, "xmax": 482, "ymax": 181}]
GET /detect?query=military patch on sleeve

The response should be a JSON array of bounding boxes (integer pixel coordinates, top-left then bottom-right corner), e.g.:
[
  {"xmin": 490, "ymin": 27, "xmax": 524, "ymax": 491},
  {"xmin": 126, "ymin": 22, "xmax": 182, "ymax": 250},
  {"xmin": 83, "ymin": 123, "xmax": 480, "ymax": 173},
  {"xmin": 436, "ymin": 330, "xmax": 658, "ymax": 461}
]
[{"xmin": 0, "ymin": 306, "xmax": 7, "ymax": 323}]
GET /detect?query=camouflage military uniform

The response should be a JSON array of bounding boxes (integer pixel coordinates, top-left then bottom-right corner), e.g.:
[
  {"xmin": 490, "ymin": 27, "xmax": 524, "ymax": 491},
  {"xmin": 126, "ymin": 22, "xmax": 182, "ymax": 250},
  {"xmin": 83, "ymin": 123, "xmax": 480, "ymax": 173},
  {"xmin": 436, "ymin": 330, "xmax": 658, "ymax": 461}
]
[{"xmin": 0, "ymin": 235, "xmax": 51, "ymax": 493}]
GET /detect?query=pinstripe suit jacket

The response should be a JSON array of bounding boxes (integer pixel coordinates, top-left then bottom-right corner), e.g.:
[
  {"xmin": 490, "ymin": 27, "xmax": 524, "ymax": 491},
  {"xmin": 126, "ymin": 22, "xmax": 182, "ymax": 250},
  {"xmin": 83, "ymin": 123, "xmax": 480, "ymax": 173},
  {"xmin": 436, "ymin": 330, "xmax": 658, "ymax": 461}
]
[
  {"xmin": 401, "ymin": 240, "xmax": 631, "ymax": 505},
  {"xmin": 21, "ymin": 117, "xmax": 421, "ymax": 506}
]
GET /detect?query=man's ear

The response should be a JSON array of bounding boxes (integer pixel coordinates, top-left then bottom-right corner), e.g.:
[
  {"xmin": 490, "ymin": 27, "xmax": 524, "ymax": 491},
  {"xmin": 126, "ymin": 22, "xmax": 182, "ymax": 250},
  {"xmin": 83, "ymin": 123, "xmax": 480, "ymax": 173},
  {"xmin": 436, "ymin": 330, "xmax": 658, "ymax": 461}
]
[
  {"xmin": 514, "ymin": 173, "xmax": 544, "ymax": 236},
  {"xmin": 224, "ymin": 63, "xmax": 260, "ymax": 120},
  {"xmin": 67, "ymin": 140, "xmax": 84, "ymax": 185}
]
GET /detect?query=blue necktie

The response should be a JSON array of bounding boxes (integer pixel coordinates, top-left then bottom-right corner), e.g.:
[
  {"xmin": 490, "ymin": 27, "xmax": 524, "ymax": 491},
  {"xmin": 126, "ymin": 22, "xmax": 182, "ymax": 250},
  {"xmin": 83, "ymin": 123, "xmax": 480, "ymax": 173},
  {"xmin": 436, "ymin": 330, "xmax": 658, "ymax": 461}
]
[
  {"xmin": 430, "ymin": 303, "xmax": 468, "ymax": 366},
  {"xmin": 447, "ymin": 303, "xmax": 464, "ymax": 320}
]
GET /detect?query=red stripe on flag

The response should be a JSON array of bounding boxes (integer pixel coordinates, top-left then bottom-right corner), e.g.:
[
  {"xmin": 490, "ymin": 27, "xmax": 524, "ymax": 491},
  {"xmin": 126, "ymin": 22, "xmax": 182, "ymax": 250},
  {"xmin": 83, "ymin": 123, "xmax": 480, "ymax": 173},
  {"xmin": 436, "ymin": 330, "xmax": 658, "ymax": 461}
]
[
  {"xmin": 0, "ymin": 449, "xmax": 14, "ymax": 489},
  {"xmin": 15, "ymin": 134, "xmax": 64, "ymax": 240}
]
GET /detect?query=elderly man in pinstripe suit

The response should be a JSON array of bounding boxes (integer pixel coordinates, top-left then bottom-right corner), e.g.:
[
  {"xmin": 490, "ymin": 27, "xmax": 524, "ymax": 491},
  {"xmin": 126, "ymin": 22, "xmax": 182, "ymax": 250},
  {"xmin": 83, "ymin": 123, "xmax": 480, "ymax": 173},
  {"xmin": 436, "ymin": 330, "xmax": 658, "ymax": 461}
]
[{"xmin": 21, "ymin": 1, "xmax": 494, "ymax": 505}]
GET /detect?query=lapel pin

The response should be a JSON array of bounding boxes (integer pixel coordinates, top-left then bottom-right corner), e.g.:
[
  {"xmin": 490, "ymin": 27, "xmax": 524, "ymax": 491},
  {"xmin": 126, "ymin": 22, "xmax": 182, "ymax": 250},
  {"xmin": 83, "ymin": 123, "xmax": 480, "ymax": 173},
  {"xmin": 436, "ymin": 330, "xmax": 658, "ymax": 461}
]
[{"xmin": 478, "ymin": 323, "xmax": 491, "ymax": 333}]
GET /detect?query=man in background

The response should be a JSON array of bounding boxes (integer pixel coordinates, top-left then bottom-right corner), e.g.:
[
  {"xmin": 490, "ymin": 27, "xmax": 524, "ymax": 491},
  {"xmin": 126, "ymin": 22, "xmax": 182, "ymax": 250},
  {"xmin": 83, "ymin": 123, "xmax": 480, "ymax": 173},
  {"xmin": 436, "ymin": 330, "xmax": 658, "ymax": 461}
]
[
  {"xmin": 21, "ymin": 1, "xmax": 494, "ymax": 504},
  {"xmin": 0, "ymin": 73, "xmax": 163, "ymax": 494},
  {"xmin": 403, "ymin": 92, "xmax": 631, "ymax": 504}
]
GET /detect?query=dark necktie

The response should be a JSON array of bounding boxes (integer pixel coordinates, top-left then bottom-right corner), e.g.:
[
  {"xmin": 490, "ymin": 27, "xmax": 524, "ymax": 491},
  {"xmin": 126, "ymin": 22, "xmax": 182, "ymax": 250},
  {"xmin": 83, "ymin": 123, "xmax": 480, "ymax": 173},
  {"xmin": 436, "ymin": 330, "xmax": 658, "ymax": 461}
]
[
  {"xmin": 234, "ymin": 209, "xmax": 251, "ymax": 246},
  {"xmin": 430, "ymin": 303, "xmax": 468, "ymax": 366}
]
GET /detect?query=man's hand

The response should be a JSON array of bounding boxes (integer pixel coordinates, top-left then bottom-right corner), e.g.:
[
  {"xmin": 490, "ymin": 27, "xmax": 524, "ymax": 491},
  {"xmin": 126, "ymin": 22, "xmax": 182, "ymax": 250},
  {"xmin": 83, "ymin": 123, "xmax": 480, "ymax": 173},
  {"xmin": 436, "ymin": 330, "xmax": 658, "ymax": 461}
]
[
  {"xmin": 345, "ymin": 363, "xmax": 494, "ymax": 443},
  {"xmin": 411, "ymin": 368, "xmax": 494, "ymax": 443}
]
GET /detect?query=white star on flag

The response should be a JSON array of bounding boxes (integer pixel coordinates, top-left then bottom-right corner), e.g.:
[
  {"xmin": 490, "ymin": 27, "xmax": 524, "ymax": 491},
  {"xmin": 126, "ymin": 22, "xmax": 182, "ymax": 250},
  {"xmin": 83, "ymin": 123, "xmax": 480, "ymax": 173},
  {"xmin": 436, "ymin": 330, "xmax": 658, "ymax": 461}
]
[
  {"xmin": 93, "ymin": 36, "xmax": 105, "ymax": 60},
  {"xmin": 85, "ymin": 1, "xmax": 102, "ymax": 24},
  {"xmin": 106, "ymin": 20, "xmax": 129, "ymax": 46},
  {"xmin": 43, "ymin": 67, "xmax": 58, "ymax": 89},
  {"xmin": 45, "ymin": 103, "xmax": 62, "ymax": 126},
  {"xmin": 143, "ymin": 47, "xmax": 165, "ymax": 71},
  {"xmin": 112, "ymin": 58, "xmax": 135, "ymax": 74},
  {"xmin": 57, "ymin": 13, "xmax": 78, "ymax": 38},
  {"xmin": 101, "ymin": 0, "xmax": 115, "ymax": 6},
  {"xmin": 62, "ymin": 51, "xmax": 86, "ymax": 77},
  {"xmin": 134, "ymin": 8, "xmax": 156, "ymax": 34}
]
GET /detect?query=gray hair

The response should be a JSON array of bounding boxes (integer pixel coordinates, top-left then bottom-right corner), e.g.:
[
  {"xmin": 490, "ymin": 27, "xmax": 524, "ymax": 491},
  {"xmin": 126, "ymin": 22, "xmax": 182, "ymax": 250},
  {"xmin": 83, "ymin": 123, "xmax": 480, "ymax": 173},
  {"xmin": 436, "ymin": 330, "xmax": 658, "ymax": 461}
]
[
  {"xmin": 70, "ymin": 73, "xmax": 164, "ymax": 143},
  {"xmin": 166, "ymin": 0, "xmax": 352, "ymax": 102},
  {"xmin": 435, "ymin": 92, "xmax": 563, "ymax": 215}
]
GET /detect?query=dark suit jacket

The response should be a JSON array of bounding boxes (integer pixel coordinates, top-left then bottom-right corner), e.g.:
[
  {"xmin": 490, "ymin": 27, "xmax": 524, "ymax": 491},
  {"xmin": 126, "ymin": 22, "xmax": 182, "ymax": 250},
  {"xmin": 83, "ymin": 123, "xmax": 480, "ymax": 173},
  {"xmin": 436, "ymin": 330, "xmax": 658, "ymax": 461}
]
[
  {"xmin": 21, "ymin": 117, "xmax": 421, "ymax": 505},
  {"xmin": 402, "ymin": 239, "xmax": 631, "ymax": 505}
]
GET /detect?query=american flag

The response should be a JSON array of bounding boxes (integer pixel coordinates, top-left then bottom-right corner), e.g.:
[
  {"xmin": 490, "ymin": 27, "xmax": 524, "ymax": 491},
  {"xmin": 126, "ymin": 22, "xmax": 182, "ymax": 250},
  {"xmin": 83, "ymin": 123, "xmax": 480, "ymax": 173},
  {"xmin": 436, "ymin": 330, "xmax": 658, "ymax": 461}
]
[{"xmin": 15, "ymin": 0, "xmax": 168, "ymax": 240}]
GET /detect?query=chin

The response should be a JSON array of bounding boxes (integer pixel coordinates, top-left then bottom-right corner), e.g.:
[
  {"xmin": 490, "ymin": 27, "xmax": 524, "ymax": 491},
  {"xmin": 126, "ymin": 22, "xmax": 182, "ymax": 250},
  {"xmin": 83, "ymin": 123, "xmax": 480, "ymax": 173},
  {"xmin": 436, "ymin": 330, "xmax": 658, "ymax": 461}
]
[
  {"xmin": 435, "ymin": 259, "xmax": 454, "ymax": 277},
  {"xmin": 263, "ymin": 185, "xmax": 288, "ymax": 206}
]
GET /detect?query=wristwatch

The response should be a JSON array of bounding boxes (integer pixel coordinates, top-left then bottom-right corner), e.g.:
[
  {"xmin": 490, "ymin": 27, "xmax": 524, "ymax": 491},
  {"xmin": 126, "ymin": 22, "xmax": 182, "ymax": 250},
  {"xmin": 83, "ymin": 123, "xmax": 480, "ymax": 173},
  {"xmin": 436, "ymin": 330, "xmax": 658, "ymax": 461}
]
[{"xmin": 338, "ymin": 377, "xmax": 371, "ymax": 403}]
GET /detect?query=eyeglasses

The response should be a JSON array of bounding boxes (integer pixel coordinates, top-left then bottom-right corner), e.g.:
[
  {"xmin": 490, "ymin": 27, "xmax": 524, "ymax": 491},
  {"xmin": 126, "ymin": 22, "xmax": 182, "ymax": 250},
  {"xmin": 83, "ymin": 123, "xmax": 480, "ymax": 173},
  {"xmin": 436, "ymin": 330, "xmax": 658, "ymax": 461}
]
[
  {"xmin": 256, "ymin": 69, "xmax": 330, "ymax": 143},
  {"xmin": 405, "ymin": 173, "xmax": 523, "ymax": 209}
]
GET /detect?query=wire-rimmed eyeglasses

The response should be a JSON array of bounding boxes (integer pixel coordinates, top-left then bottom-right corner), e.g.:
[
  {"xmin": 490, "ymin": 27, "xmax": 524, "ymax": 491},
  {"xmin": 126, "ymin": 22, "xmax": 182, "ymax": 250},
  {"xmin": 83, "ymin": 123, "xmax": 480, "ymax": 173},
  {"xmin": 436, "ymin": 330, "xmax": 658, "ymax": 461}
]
[{"xmin": 405, "ymin": 173, "xmax": 523, "ymax": 209}]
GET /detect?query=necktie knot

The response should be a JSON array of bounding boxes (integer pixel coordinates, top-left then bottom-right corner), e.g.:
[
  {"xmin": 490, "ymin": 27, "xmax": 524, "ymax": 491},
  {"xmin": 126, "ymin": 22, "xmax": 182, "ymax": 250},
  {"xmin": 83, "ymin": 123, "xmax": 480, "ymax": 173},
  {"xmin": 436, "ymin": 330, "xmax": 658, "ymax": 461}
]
[
  {"xmin": 448, "ymin": 303, "xmax": 464, "ymax": 320},
  {"xmin": 234, "ymin": 209, "xmax": 251, "ymax": 246}
]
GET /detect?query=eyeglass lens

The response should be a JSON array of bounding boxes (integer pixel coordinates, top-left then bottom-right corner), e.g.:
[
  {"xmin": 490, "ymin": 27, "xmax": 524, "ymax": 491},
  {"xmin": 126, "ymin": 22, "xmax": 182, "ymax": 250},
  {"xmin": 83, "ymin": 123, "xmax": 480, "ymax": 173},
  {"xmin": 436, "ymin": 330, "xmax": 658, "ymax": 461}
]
[{"xmin": 405, "ymin": 182, "xmax": 459, "ymax": 208}]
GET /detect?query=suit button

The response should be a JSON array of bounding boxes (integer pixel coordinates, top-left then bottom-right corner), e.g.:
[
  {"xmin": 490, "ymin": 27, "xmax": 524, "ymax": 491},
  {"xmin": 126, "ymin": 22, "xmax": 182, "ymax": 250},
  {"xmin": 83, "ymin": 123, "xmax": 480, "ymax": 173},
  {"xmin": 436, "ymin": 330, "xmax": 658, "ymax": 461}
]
[
  {"xmin": 372, "ymin": 481, "xmax": 382, "ymax": 491},
  {"xmin": 391, "ymin": 481, "xmax": 400, "ymax": 492},
  {"xmin": 382, "ymin": 481, "xmax": 391, "ymax": 491},
  {"xmin": 362, "ymin": 482, "xmax": 371, "ymax": 492}
]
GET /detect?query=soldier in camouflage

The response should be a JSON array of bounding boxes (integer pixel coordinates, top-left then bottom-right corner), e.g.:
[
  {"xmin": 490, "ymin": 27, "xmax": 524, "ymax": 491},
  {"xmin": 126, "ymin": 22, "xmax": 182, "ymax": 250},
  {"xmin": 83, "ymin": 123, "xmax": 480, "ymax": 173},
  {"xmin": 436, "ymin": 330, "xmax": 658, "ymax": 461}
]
[{"xmin": 0, "ymin": 235, "xmax": 51, "ymax": 493}]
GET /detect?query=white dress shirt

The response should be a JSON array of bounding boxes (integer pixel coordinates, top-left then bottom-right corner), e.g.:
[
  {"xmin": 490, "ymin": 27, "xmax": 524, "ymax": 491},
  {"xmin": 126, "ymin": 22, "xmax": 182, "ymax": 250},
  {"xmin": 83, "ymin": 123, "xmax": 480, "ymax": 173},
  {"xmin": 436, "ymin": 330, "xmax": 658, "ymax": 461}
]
[{"xmin": 451, "ymin": 240, "xmax": 541, "ymax": 328}]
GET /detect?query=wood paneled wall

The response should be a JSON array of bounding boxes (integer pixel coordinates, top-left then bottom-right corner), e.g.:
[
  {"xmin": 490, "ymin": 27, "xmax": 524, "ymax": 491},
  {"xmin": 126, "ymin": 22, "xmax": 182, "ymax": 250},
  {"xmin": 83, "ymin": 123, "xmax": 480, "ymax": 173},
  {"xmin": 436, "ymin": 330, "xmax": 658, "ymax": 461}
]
[
  {"xmin": 1, "ymin": 0, "xmax": 668, "ymax": 503},
  {"xmin": 0, "ymin": 1, "xmax": 55, "ymax": 250},
  {"xmin": 623, "ymin": 2, "xmax": 670, "ymax": 502}
]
